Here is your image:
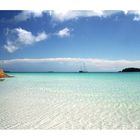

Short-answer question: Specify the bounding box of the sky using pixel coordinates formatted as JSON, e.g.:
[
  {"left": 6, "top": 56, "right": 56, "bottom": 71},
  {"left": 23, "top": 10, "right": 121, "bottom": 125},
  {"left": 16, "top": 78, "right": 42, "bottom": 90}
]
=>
[{"left": 0, "top": 10, "right": 140, "bottom": 72}]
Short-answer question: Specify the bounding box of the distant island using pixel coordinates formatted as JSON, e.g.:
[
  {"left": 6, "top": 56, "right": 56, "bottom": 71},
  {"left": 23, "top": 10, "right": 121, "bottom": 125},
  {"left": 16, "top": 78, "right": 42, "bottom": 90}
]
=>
[{"left": 120, "top": 67, "right": 140, "bottom": 72}]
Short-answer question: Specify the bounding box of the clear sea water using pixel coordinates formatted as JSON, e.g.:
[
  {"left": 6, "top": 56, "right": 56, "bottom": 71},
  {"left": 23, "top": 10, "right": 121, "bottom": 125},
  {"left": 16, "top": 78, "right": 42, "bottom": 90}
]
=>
[{"left": 0, "top": 72, "right": 140, "bottom": 129}]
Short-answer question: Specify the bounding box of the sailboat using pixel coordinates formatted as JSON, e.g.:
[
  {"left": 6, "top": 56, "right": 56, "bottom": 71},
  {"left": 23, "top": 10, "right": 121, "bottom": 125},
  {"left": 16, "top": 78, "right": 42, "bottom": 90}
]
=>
[{"left": 78, "top": 63, "right": 88, "bottom": 73}]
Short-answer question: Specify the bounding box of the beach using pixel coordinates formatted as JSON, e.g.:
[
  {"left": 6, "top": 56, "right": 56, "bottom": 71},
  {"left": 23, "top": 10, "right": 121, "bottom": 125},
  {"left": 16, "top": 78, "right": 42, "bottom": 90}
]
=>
[{"left": 0, "top": 72, "right": 140, "bottom": 129}]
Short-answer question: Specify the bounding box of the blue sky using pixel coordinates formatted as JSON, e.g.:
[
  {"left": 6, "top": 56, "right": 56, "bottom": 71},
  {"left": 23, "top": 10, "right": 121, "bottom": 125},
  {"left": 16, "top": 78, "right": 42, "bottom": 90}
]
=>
[{"left": 0, "top": 10, "right": 140, "bottom": 72}]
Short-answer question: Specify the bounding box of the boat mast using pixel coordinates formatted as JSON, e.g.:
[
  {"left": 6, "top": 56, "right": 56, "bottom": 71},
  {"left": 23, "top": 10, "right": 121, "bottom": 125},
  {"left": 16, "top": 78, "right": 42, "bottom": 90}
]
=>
[{"left": 83, "top": 62, "right": 86, "bottom": 71}]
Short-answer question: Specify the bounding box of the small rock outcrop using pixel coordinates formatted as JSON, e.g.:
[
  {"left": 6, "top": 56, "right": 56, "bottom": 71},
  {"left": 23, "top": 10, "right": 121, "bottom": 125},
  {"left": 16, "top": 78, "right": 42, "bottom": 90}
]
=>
[
  {"left": 0, "top": 69, "right": 13, "bottom": 78},
  {"left": 121, "top": 67, "right": 140, "bottom": 72}
]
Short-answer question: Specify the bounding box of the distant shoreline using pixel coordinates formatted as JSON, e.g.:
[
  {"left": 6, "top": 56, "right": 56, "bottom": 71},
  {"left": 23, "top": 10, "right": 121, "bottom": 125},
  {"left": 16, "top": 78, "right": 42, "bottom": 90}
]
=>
[
  {"left": 4, "top": 67, "right": 140, "bottom": 73},
  {"left": 6, "top": 71, "right": 140, "bottom": 73}
]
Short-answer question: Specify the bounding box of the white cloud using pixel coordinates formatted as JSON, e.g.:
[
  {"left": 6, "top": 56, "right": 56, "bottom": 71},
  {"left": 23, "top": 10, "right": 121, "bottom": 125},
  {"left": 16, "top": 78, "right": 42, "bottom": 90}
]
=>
[
  {"left": 1, "top": 58, "right": 140, "bottom": 72},
  {"left": 4, "top": 42, "right": 18, "bottom": 53},
  {"left": 14, "top": 10, "right": 45, "bottom": 22},
  {"left": 13, "top": 10, "right": 140, "bottom": 22},
  {"left": 126, "top": 10, "right": 140, "bottom": 21},
  {"left": 4, "top": 28, "right": 48, "bottom": 53},
  {"left": 49, "top": 10, "right": 121, "bottom": 22},
  {"left": 56, "top": 28, "right": 71, "bottom": 38},
  {"left": 13, "top": 10, "right": 121, "bottom": 22},
  {"left": 15, "top": 28, "right": 35, "bottom": 44},
  {"left": 35, "top": 32, "right": 48, "bottom": 42}
]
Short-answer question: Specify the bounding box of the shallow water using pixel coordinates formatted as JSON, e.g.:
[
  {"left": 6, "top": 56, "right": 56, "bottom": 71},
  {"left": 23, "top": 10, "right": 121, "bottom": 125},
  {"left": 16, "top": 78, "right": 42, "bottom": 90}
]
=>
[{"left": 0, "top": 72, "right": 140, "bottom": 129}]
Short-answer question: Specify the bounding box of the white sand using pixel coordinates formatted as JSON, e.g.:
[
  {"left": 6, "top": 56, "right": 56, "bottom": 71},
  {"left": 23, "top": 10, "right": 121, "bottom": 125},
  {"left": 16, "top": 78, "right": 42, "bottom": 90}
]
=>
[{"left": 0, "top": 91, "right": 140, "bottom": 129}]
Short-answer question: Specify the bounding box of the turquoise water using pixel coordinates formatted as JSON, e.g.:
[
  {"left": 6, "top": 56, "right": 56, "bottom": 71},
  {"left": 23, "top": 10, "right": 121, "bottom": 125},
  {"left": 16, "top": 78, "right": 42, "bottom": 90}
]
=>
[{"left": 0, "top": 72, "right": 140, "bottom": 129}]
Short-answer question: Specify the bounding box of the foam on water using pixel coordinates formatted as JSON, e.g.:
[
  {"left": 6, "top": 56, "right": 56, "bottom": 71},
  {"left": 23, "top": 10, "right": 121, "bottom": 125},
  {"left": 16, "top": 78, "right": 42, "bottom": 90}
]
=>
[{"left": 0, "top": 72, "right": 140, "bottom": 129}]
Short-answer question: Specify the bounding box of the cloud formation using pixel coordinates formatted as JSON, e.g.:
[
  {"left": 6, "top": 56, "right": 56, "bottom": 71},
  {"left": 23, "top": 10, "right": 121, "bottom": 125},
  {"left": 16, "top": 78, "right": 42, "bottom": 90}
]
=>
[
  {"left": 1, "top": 58, "right": 140, "bottom": 72},
  {"left": 126, "top": 10, "right": 140, "bottom": 21},
  {"left": 14, "top": 10, "right": 121, "bottom": 22},
  {"left": 13, "top": 10, "right": 140, "bottom": 22},
  {"left": 49, "top": 10, "right": 140, "bottom": 22},
  {"left": 49, "top": 10, "right": 121, "bottom": 21},
  {"left": 56, "top": 28, "right": 71, "bottom": 38},
  {"left": 4, "top": 28, "right": 48, "bottom": 53},
  {"left": 14, "top": 10, "right": 45, "bottom": 22}
]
